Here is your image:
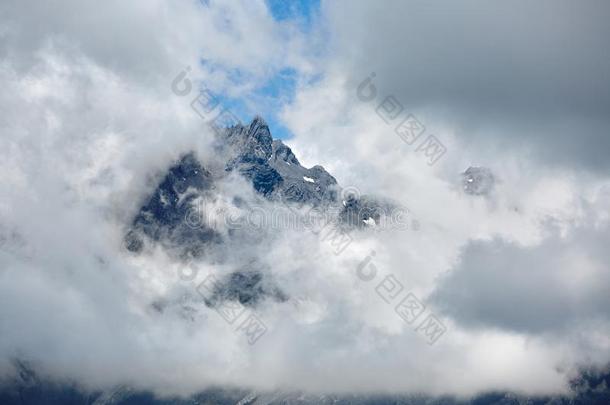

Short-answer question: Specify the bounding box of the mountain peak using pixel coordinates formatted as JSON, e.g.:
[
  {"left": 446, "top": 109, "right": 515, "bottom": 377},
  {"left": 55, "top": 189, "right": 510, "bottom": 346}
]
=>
[
  {"left": 127, "top": 116, "right": 347, "bottom": 254},
  {"left": 250, "top": 115, "right": 267, "bottom": 127}
]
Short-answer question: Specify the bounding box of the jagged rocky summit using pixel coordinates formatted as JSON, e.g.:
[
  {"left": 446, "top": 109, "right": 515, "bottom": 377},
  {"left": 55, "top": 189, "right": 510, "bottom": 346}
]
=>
[
  {"left": 125, "top": 116, "right": 392, "bottom": 257},
  {"left": 219, "top": 116, "right": 340, "bottom": 204},
  {"left": 124, "top": 116, "right": 399, "bottom": 313}
]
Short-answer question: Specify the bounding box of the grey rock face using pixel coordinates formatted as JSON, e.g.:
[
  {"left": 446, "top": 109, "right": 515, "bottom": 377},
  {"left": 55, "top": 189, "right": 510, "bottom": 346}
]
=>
[
  {"left": 222, "top": 117, "right": 283, "bottom": 196},
  {"left": 126, "top": 152, "right": 220, "bottom": 258},
  {"left": 218, "top": 116, "right": 339, "bottom": 205},
  {"left": 338, "top": 194, "right": 398, "bottom": 229},
  {"left": 269, "top": 141, "right": 339, "bottom": 207},
  {"left": 204, "top": 267, "right": 288, "bottom": 308},
  {"left": 462, "top": 166, "right": 495, "bottom": 195}
]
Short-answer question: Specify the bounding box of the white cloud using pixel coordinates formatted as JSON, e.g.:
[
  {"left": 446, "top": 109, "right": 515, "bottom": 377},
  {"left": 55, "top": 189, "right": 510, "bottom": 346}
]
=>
[{"left": 0, "top": 0, "right": 609, "bottom": 399}]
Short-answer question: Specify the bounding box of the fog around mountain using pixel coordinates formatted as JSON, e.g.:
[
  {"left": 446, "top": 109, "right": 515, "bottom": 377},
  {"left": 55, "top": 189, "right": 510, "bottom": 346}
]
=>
[{"left": 1, "top": 1, "right": 609, "bottom": 403}]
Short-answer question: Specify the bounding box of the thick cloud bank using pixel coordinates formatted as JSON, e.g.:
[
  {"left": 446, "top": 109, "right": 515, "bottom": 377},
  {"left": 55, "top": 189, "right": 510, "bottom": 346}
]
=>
[{"left": 0, "top": 0, "right": 609, "bottom": 399}]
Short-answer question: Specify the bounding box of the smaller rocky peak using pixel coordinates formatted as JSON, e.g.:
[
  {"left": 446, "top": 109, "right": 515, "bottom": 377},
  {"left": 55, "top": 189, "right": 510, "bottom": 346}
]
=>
[{"left": 462, "top": 166, "right": 495, "bottom": 196}]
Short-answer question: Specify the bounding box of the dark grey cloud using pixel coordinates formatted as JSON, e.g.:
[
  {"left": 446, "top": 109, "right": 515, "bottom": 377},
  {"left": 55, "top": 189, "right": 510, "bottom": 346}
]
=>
[
  {"left": 325, "top": 0, "right": 610, "bottom": 171},
  {"left": 431, "top": 223, "right": 610, "bottom": 334}
]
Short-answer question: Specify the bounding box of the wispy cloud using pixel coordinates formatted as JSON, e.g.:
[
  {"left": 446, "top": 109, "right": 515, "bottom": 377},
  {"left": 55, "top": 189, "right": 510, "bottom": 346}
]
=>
[{"left": 0, "top": 0, "right": 609, "bottom": 399}]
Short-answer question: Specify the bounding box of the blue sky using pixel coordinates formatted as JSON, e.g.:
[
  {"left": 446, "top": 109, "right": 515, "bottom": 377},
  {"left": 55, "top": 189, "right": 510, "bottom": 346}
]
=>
[
  {"left": 266, "top": 0, "right": 320, "bottom": 25},
  {"left": 207, "top": 66, "right": 299, "bottom": 140},
  {"left": 200, "top": 0, "right": 320, "bottom": 140}
]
